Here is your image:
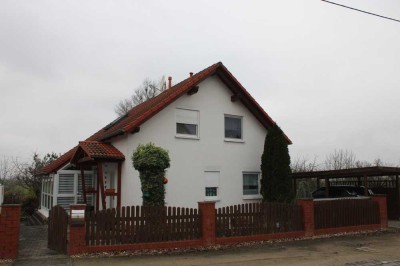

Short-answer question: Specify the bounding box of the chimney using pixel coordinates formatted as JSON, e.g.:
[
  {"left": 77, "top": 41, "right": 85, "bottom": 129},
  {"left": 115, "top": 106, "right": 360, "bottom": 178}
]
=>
[
  {"left": 168, "top": 76, "right": 172, "bottom": 89},
  {"left": 189, "top": 72, "right": 193, "bottom": 77}
]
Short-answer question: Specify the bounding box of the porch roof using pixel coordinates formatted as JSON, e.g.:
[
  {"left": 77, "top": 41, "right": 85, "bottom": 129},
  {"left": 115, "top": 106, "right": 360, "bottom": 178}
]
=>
[{"left": 70, "top": 141, "right": 125, "bottom": 164}]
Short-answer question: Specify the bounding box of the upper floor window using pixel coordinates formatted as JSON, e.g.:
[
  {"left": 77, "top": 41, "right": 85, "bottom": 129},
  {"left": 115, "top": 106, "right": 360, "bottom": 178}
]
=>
[
  {"left": 176, "top": 108, "right": 199, "bottom": 138},
  {"left": 225, "top": 115, "right": 242, "bottom": 140}
]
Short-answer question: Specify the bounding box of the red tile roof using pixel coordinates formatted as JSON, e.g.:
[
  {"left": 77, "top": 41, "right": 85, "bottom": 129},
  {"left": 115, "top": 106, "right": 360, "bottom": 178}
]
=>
[
  {"left": 87, "top": 62, "right": 223, "bottom": 142},
  {"left": 71, "top": 141, "right": 125, "bottom": 162},
  {"left": 39, "top": 62, "right": 291, "bottom": 175},
  {"left": 38, "top": 147, "right": 77, "bottom": 175}
]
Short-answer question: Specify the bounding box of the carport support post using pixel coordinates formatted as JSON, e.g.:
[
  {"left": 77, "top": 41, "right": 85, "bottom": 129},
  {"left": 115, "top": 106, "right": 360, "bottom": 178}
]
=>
[
  {"left": 68, "top": 204, "right": 87, "bottom": 256},
  {"left": 198, "top": 201, "right": 216, "bottom": 246},
  {"left": 325, "top": 178, "right": 330, "bottom": 197},
  {"left": 297, "top": 199, "right": 315, "bottom": 237},
  {"left": 363, "top": 175, "right": 368, "bottom": 196},
  {"left": 371, "top": 195, "right": 388, "bottom": 229}
]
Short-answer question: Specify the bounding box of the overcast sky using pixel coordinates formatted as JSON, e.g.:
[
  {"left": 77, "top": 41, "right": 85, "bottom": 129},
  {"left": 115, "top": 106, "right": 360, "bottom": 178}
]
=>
[{"left": 1, "top": 0, "right": 400, "bottom": 167}]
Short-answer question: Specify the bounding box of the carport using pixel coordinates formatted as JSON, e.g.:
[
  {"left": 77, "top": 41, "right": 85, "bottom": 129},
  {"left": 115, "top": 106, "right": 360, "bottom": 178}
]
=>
[{"left": 292, "top": 166, "right": 400, "bottom": 219}]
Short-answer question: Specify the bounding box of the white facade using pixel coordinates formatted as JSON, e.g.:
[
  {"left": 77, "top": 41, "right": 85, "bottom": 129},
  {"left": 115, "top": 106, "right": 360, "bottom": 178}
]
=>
[
  {"left": 40, "top": 75, "right": 270, "bottom": 215},
  {"left": 112, "top": 76, "right": 267, "bottom": 208}
]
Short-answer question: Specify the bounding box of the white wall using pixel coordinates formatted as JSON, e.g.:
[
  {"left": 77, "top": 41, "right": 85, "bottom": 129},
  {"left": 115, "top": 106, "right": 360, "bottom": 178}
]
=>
[
  {"left": 0, "top": 185, "right": 4, "bottom": 206},
  {"left": 112, "top": 76, "right": 268, "bottom": 208}
]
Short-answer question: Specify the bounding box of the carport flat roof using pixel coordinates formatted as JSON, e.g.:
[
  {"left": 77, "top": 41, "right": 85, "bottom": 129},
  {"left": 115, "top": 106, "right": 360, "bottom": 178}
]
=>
[{"left": 292, "top": 166, "right": 400, "bottom": 179}]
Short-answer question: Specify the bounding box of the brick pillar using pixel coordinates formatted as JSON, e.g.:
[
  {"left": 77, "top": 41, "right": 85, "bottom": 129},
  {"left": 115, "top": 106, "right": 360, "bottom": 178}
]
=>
[
  {"left": 68, "top": 204, "right": 86, "bottom": 255},
  {"left": 297, "top": 199, "right": 315, "bottom": 237},
  {"left": 0, "top": 204, "right": 21, "bottom": 259},
  {"left": 371, "top": 195, "right": 388, "bottom": 229},
  {"left": 198, "top": 201, "right": 216, "bottom": 246}
]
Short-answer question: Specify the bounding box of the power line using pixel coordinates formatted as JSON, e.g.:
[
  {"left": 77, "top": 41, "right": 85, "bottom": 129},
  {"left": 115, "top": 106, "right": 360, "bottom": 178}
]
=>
[{"left": 321, "top": 0, "right": 400, "bottom": 23}]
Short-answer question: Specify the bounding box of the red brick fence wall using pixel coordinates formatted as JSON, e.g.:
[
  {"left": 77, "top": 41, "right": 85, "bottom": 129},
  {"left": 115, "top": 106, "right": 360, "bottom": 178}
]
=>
[
  {"left": 66, "top": 195, "right": 387, "bottom": 255},
  {"left": 0, "top": 205, "right": 21, "bottom": 259}
]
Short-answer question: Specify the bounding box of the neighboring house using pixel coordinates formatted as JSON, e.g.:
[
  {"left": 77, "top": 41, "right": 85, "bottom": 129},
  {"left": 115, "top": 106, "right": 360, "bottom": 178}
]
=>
[{"left": 38, "top": 62, "right": 291, "bottom": 217}]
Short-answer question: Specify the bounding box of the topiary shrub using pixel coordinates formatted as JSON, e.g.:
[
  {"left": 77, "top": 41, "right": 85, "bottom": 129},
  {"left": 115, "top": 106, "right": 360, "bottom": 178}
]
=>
[{"left": 132, "top": 143, "right": 170, "bottom": 206}]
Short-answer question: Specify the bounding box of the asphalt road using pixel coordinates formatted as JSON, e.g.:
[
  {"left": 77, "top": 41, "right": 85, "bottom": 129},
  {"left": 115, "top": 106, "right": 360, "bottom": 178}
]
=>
[{"left": 73, "top": 230, "right": 400, "bottom": 266}]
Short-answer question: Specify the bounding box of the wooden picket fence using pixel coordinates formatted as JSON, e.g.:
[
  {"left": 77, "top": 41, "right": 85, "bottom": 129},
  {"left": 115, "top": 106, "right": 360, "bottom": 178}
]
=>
[
  {"left": 314, "top": 198, "right": 380, "bottom": 229},
  {"left": 216, "top": 202, "right": 304, "bottom": 237},
  {"left": 85, "top": 206, "right": 201, "bottom": 246}
]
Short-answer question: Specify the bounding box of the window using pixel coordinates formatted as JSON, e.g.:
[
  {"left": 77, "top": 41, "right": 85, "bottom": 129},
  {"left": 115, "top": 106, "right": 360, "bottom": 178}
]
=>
[
  {"left": 243, "top": 172, "right": 260, "bottom": 196},
  {"left": 225, "top": 115, "right": 242, "bottom": 140},
  {"left": 176, "top": 108, "right": 199, "bottom": 138},
  {"left": 205, "top": 187, "right": 218, "bottom": 197},
  {"left": 41, "top": 177, "right": 54, "bottom": 210},
  {"left": 177, "top": 123, "right": 197, "bottom": 135},
  {"left": 58, "top": 174, "right": 74, "bottom": 194},
  {"left": 204, "top": 171, "right": 220, "bottom": 200}
]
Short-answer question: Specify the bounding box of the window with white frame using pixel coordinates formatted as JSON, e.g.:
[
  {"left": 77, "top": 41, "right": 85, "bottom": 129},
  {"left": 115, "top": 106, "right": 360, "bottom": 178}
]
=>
[
  {"left": 176, "top": 108, "right": 199, "bottom": 138},
  {"left": 57, "top": 173, "right": 76, "bottom": 209},
  {"left": 204, "top": 171, "right": 220, "bottom": 200},
  {"left": 243, "top": 172, "right": 260, "bottom": 196},
  {"left": 225, "top": 115, "right": 243, "bottom": 140},
  {"left": 41, "top": 177, "right": 54, "bottom": 210}
]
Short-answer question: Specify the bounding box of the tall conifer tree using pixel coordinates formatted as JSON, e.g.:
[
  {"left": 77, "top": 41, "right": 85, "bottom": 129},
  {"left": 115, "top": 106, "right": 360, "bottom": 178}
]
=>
[{"left": 260, "top": 124, "right": 293, "bottom": 202}]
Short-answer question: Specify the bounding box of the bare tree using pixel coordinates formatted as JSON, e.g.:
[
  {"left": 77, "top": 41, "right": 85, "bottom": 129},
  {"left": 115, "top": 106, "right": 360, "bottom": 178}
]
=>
[
  {"left": 115, "top": 76, "right": 167, "bottom": 116},
  {"left": 291, "top": 156, "right": 319, "bottom": 173},
  {"left": 13, "top": 152, "right": 59, "bottom": 199},
  {"left": 324, "top": 149, "right": 357, "bottom": 170},
  {"left": 0, "top": 156, "right": 14, "bottom": 184},
  {"left": 292, "top": 157, "right": 319, "bottom": 199}
]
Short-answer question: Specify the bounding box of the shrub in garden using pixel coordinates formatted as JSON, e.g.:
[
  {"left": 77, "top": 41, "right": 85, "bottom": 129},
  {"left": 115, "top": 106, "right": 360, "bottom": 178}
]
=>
[
  {"left": 22, "top": 195, "right": 39, "bottom": 216},
  {"left": 132, "top": 143, "right": 170, "bottom": 206}
]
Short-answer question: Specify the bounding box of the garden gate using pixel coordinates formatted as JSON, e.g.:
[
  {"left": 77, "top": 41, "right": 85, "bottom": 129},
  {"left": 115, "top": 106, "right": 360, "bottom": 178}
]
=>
[{"left": 48, "top": 205, "right": 68, "bottom": 254}]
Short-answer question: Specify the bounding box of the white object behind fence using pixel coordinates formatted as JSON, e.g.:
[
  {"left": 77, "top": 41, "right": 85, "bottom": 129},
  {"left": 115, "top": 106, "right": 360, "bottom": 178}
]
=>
[{"left": 0, "top": 185, "right": 4, "bottom": 205}]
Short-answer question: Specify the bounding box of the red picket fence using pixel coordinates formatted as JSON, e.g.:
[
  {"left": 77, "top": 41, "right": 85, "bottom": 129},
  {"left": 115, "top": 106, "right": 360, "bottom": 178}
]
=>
[
  {"left": 216, "top": 202, "right": 304, "bottom": 237},
  {"left": 85, "top": 205, "right": 201, "bottom": 246},
  {"left": 314, "top": 198, "right": 380, "bottom": 229},
  {"left": 64, "top": 195, "right": 387, "bottom": 255}
]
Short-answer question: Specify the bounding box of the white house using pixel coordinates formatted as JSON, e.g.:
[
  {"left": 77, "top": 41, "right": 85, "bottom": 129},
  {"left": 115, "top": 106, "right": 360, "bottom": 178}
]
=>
[{"left": 38, "top": 62, "right": 291, "bottom": 217}]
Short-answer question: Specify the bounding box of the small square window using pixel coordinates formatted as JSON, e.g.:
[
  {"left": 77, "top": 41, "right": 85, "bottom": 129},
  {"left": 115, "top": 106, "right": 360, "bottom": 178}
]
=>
[
  {"left": 204, "top": 171, "right": 219, "bottom": 199},
  {"left": 225, "top": 115, "right": 242, "bottom": 139},
  {"left": 205, "top": 187, "right": 218, "bottom": 197},
  {"left": 243, "top": 173, "right": 259, "bottom": 195}
]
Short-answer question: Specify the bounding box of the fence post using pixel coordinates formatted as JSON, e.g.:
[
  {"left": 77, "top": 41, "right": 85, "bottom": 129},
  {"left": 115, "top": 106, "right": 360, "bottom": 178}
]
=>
[
  {"left": 198, "top": 201, "right": 216, "bottom": 246},
  {"left": 0, "top": 204, "right": 21, "bottom": 259},
  {"left": 371, "top": 195, "right": 388, "bottom": 229},
  {"left": 68, "top": 204, "right": 86, "bottom": 255},
  {"left": 297, "top": 199, "right": 315, "bottom": 237}
]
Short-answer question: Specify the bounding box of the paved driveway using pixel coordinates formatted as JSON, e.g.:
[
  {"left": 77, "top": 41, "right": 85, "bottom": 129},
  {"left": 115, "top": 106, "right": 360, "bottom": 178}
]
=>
[{"left": 11, "top": 224, "right": 71, "bottom": 266}]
